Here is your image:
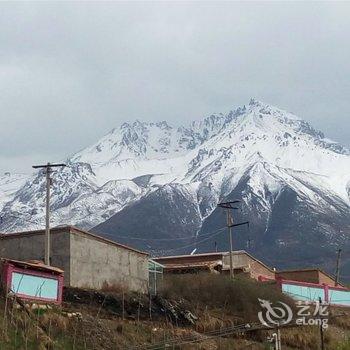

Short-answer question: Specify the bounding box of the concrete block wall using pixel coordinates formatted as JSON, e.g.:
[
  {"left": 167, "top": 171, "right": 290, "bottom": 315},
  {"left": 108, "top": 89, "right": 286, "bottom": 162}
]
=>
[
  {"left": 223, "top": 252, "right": 275, "bottom": 280},
  {"left": 318, "top": 271, "right": 337, "bottom": 286},
  {"left": 276, "top": 270, "right": 336, "bottom": 287},
  {"left": 0, "top": 227, "right": 149, "bottom": 293},
  {"left": 248, "top": 259, "right": 275, "bottom": 280},
  {"left": 69, "top": 230, "right": 149, "bottom": 293},
  {"left": 276, "top": 270, "right": 320, "bottom": 284},
  {"left": 0, "top": 230, "right": 71, "bottom": 285}
]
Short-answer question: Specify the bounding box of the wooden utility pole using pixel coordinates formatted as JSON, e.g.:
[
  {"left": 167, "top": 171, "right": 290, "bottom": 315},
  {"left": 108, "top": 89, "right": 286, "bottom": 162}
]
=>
[
  {"left": 226, "top": 208, "right": 234, "bottom": 279},
  {"left": 32, "top": 162, "right": 66, "bottom": 266},
  {"left": 335, "top": 248, "right": 342, "bottom": 286},
  {"left": 217, "top": 201, "right": 249, "bottom": 279}
]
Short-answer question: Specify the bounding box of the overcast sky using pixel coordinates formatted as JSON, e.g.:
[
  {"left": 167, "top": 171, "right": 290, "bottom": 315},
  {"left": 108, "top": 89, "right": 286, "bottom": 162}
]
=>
[{"left": 0, "top": 1, "right": 349, "bottom": 174}]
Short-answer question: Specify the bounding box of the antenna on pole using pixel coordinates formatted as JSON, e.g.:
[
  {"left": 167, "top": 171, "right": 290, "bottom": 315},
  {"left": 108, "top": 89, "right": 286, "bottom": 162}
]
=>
[
  {"left": 32, "top": 162, "right": 66, "bottom": 266},
  {"left": 217, "top": 200, "right": 249, "bottom": 279},
  {"left": 335, "top": 248, "right": 342, "bottom": 286}
]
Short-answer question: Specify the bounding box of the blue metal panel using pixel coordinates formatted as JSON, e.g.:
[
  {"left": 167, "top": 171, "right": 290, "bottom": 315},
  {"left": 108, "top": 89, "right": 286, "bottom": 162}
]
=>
[
  {"left": 282, "top": 283, "right": 325, "bottom": 302},
  {"left": 12, "top": 272, "right": 58, "bottom": 300},
  {"left": 328, "top": 289, "right": 350, "bottom": 306}
]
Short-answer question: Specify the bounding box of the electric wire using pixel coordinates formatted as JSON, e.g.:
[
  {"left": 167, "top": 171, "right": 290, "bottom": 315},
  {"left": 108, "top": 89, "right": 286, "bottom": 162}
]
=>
[
  {"left": 159, "top": 227, "right": 227, "bottom": 253},
  {"left": 130, "top": 318, "right": 306, "bottom": 350},
  {"left": 101, "top": 226, "right": 227, "bottom": 242},
  {"left": 131, "top": 322, "right": 261, "bottom": 350}
]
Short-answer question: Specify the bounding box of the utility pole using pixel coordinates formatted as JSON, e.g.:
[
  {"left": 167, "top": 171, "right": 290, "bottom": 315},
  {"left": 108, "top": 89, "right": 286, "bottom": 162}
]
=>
[
  {"left": 217, "top": 201, "right": 249, "bottom": 279},
  {"left": 277, "top": 327, "right": 282, "bottom": 350},
  {"left": 270, "top": 329, "right": 281, "bottom": 350},
  {"left": 227, "top": 208, "right": 234, "bottom": 278},
  {"left": 319, "top": 297, "right": 325, "bottom": 350},
  {"left": 247, "top": 237, "right": 252, "bottom": 250},
  {"left": 335, "top": 248, "right": 342, "bottom": 286},
  {"left": 32, "top": 162, "right": 66, "bottom": 265}
]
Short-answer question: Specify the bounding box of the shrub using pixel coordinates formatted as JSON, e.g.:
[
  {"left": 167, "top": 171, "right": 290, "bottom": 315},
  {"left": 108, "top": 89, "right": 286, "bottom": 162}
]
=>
[{"left": 159, "top": 273, "right": 294, "bottom": 322}]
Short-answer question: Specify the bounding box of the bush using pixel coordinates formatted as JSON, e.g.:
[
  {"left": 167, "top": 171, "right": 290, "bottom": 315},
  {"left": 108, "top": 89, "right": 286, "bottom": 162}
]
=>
[{"left": 159, "top": 273, "right": 294, "bottom": 322}]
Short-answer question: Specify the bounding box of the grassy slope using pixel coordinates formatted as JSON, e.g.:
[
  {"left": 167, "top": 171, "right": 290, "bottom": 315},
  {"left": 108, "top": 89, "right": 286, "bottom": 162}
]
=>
[{"left": 1, "top": 274, "right": 350, "bottom": 349}]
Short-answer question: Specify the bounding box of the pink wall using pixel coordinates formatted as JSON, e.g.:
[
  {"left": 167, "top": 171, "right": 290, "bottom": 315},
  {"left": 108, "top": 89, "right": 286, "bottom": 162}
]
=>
[{"left": 1, "top": 262, "right": 63, "bottom": 305}]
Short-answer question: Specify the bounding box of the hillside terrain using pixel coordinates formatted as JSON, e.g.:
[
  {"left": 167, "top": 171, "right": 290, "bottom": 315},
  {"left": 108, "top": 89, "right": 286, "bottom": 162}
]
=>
[
  {"left": 1, "top": 274, "right": 350, "bottom": 349},
  {"left": 0, "top": 99, "right": 349, "bottom": 275}
]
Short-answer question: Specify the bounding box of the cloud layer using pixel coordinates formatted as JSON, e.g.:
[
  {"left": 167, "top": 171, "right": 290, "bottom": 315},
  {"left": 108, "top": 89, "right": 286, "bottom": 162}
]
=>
[{"left": 0, "top": 2, "right": 349, "bottom": 173}]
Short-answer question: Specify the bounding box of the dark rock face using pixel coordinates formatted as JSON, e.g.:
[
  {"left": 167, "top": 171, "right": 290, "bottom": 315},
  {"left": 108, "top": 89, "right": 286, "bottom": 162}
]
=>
[
  {"left": 95, "top": 168, "right": 350, "bottom": 280},
  {"left": 94, "top": 184, "right": 202, "bottom": 254}
]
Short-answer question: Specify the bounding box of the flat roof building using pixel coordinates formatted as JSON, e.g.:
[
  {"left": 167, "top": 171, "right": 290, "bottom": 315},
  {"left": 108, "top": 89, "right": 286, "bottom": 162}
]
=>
[
  {"left": 276, "top": 268, "right": 339, "bottom": 287},
  {"left": 153, "top": 251, "right": 275, "bottom": 281},
  {"left": 0, "top": 226, "right": 149, "bottom": 293}
]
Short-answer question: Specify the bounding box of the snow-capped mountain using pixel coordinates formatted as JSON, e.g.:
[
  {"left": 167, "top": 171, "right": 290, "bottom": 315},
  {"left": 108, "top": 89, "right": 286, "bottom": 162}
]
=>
[
  {"left": 1, "top": 99, "right": 349, "bottom": 274},
  {"left": 0, "top": 172, "right": 28, "bottom": 212}
]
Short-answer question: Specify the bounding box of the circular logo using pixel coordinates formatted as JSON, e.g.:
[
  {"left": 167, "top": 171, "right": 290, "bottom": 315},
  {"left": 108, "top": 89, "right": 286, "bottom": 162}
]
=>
[{"left": 258, "top": 298, "right": 293, "bottom": 327}]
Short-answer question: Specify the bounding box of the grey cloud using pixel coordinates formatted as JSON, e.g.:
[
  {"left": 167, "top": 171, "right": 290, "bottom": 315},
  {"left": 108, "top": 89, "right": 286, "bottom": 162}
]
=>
[{"left": 0, "top": 1, "right": 349, "bottom": 173}]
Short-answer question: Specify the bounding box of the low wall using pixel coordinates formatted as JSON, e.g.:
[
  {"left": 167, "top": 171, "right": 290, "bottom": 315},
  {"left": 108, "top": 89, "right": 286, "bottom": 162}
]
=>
[
  {"left": 0, "top": 230, "right": 71, "bottom": 285},
  {"left": 69, "top": 230, "right": 149, "bottom": 293},
  {"left": 279, "top": 279, "right": 350, "bottom": 307}
]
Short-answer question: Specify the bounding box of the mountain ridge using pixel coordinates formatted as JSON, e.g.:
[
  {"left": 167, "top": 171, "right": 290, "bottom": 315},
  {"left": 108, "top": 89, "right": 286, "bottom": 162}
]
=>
[{"left": 0, "top": 99, "right": 349, "bottom": 275}]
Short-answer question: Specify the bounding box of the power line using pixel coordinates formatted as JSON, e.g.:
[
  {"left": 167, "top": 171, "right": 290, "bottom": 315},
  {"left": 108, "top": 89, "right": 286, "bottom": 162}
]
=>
[
  {"left": 101, "top": 227, "right": 227, "bottom": 242},
  {"left": 160, "top": 227, "right": 227, "bottom": 253},
  {"left": 263, "top": 255, "right": 327, "bottom": 265},
  {"left": 131, "top": 322, "right": 260, "bottom": 350},
  {"left": 131, "top": 317, "right": 312, "bottom": 350}
]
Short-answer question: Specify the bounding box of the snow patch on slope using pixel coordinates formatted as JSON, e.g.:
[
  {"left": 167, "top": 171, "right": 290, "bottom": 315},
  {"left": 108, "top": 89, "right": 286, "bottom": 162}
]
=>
[{"left": 0, "top": 99, "right": 349, "bottom": 233}]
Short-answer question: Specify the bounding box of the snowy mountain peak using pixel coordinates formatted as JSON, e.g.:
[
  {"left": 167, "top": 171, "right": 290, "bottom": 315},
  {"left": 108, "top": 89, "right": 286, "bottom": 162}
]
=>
[
  {"left": 1, "top": 100, "right": 349, "bottom": 278},
  {"left": 0, "top": 100, "right": 349, "bottom": 239},
  {"left": 248, "top": 97, "right": 263, "bottom": 106}
]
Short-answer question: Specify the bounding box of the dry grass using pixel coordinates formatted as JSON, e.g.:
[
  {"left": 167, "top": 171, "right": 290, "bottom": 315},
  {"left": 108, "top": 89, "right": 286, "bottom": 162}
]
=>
[
  {"left": 100, "top": 281, "right": 129, "bottom": 294},
  {"left": 1, "top": 277, "right": 350, "bottom": 349},
  {"left": 159, "top": 273, "right": 294, "bottom": 323},
  {"left": 0, "top": 295, "right": 84, "bottom": 350}
]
